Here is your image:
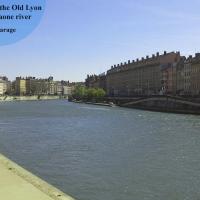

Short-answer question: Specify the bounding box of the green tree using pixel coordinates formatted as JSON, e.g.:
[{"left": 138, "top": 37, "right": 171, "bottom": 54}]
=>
[
  {"left": 95, "top": 88, "right": 106, "bottom": 98},
  {"left": 87, "top": 88, "right": 96, "bottom": 98},
  {"left": 73, "top": 85, "right": 87, "bottom": 98},
  {"left": 72, "top": 85, "right": 106, "bottom": 100},
  {"left": 86, "top": 88, "right": 106, "bottom": 99}
]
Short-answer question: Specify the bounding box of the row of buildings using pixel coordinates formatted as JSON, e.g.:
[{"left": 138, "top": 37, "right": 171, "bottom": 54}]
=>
[
  {"left": 85, "top": 51, "right": 200, "bottom": 97},
  {"left": 0, "top": 76, "right": 77, "bottom": 96}
]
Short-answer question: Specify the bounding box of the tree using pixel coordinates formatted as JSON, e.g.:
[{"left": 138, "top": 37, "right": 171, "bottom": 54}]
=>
[
  {"left": 72, "top": 85, "right": 106, "bottom": 100},
  {"left": 73, "top": 85, "right": 87, "bottom": 98},
  {"left": 95, "top": 88, "right": 106, "bottom": 98}
]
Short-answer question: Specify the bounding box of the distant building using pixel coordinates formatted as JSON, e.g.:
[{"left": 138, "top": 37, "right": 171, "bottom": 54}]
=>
[
  {"left": 47, "top": 76, "right": 56, "bottom": 95},
  {"left": 85, "top": 73, "right": 107, "bottom": 91},
  {"left": 183, "top": 56, "right": 192, "bottom": 95},
  {"left": 26, "top": 77, "right": 36, "bottom": 95},
  {"left": 55, "top": 81, "right": 63, "bottom": 95},
  {"left": 61, "top": 81, "right": 75, "bottom": 96},
  {"left": 176, "top": 57, "right": 186, "bottom": 95},
  {"left": 63, "top": 86, "right": 73, "bottom": 96},
  {"left": 15, "top": 77, "right": 27, "bottom": 96},
  {"left": 0, "top": 80, "right": 7, "bottom": 95},
  {"left": 161, "top": 63, "right": 176, "bottom": 95},
  {"left": 189, "top": 53, "right": 200, "bottom": 95},
  {"left": 150, "top": 55, "right": 188, "bottom": 96},
  {"left": 32, "top": 78, "right": 48, "bottom": 95},
  {"left": 15, "top": 76, "right": 54, "bottom": 96},
  {"left": 0, "top": 76, "right": 80, "bottom": 97},
  {"left": 0, "top": 76, "right": 11, "bottom": 95}
]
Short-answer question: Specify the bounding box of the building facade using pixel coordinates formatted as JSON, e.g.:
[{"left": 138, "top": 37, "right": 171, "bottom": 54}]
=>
[
  {"left": 183, "top": 57, "right": 192, "bottom": 95},
  {"left": 0, "top": 76, "right": 10, "bottom": 95},
  {"left": 15, "top": 77, "right": 27, "bottom": 96},
  {"left": 106, "top": 51, "right": 181, "bottom": 97},
  {"left": 13, "top": 76, "right": 77, "bottom": 96},
  {"left": 0, "top": 80, "right": 7, "bottom": 95},
  {"left": 85, "top": 73, "right": 107, "bottom": 91},
  {"left": 190, "top": 53, "right": 200, "bottom": 95},
  {"left": 85, "top": 51, "right": 200, "bottom": 97}
]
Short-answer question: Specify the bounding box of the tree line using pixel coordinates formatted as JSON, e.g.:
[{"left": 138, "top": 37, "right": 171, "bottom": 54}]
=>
[{"left": 72, "top": 85, "right": 106, "bottom": 100}]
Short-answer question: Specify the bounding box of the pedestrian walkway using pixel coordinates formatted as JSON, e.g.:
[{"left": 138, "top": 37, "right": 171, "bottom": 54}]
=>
[{"left": 0, "top": 154, "right": 75, "bottom": 200}]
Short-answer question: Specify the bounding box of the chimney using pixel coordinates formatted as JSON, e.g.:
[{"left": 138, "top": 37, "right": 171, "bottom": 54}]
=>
[
  {"left": 124, "top": 62, "right": 127, "bottom": 65},
  {"left": 146, "top": 55, "right": 149, "bottom": 59},
  {"left": 136, "top": 58, "right": 139, "bottom": 62},
  {"left": 121, "top": 63, "right": 123, "bottom": 66},
  {"left": 195, "top": 53, "right": 200, "bottom": 58},
  {"left": 164, "top": 51, "right": 167, "bottom": 55},
  {"left": 114, "top": 65, "right": 116, "bottom": 68},
  {"left": 152, "top": 54, "right": 155, "bottom": 58},
  {"left": 111, "top": 66, "right": 113, "bottom": 69},
  {"left": 156, "top": 52, "right": 159, "bottom": 57},
  {"left": 142, "top": 57, "right": 144, "bottom": 61},
  {"left": 132, "top": 60, "right": 135, "bottom": 63},
  {"left": 189, "top": 55, "right": 192, "bottom": 61},
  {"left": 128, "top": 60, "right": 130, "bottom": 64}
]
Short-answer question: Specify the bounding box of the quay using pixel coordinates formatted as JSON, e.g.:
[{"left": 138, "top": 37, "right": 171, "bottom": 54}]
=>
[
  {"left": 71, "top": 99, "right": 116, "bottom": 107},
  {"left": 70, "top": 95, "right": 200, "bottom": 114},
  {"left": 107, "top": 95, "right": 200, "bottom": 114},
  {"left": 0, "top": 95, "right": 62, "bottom": 101},
  {"left": 0, "top": 154, "right": 75, "bottom": 200}
]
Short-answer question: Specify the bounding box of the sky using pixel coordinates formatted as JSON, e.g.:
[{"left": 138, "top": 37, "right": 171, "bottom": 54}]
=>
[{"left": 1, "top": 0, "right": 200, "bottom": 81}]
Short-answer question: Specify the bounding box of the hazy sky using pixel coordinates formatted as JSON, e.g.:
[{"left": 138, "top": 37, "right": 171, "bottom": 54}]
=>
[{"left": 1, "top": 0, "right": 200, "bottom": 81}]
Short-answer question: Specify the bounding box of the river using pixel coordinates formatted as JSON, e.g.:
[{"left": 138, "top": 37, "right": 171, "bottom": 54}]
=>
[{"left": 0, "top": 100, "right": 200, "bottom": 200}]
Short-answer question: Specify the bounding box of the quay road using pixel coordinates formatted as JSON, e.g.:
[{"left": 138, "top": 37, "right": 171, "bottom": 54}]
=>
[{"left": 0, "top": 154, "right": 75, "bottom": 200}]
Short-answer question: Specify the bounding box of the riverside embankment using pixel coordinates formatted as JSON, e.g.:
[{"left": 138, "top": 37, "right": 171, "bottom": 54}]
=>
[
  {"left": 0, "top": 154, "right": 75, "bottom": 200},
  {"left": 110, "top": 96, "right": 200, "bottom": 114},
  {"left": 70, "top": 95, "right": 200, "bottom": 114},
  {"left": 71, "top": 99, "right": 115, "bottom": 107},
  {"left": 0, "top": 95, "right": 61, "bottom": 101}
]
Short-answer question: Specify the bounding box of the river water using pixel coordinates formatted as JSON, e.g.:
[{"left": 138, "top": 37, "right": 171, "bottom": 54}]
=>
[{"left": 0, "top": 100, "right": 200, "bottom": 200}]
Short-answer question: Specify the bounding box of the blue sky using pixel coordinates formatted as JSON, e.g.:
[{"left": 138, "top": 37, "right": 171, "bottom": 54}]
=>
[{"left": 1, "top": 0, "right": 200, "bottom": 81}]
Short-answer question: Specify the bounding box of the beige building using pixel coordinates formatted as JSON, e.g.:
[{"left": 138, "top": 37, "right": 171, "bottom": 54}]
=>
[
  {"left": 15, "top": 77, "right": 27, "bottom": 96},
  {"left": 29, "top": 78, "right": 48, "bottom": 95},
  {"left": 0, "top": 76, "right": 11, "bottom": 95},
  {"left": 161, "top": 64, "right": 174, "bottom": 95},
  {"left": 0, "top": 80, "right": 7, "bottom": 95},
  {"left": 176, "top": 58, "right": 185, "bottom": 95},
  {"left": 181, "top": 54, "right": 200, "bottom": 96},
  {"left": 183, "top": 57, "right": 192, "bottom": 95},
  {"left": 63, "top": 86, "right": 74, "bottom": 96},
  {"left": 15, "top": 77, "right": 49, "bottom": 96},
  {"left": 14, "top": 76, "right": 67, "bottom": 96},
  {"left": 190, "top": 53, "right": 200, "bottom": 95},
  {"left": 47, "top": 76, "right": 56, "bottom": 95},
  {"left": 55, "top": 82, "right": 63, "bottom": 95}
]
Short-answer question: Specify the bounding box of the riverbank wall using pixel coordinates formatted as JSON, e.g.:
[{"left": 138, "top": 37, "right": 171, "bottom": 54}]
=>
[
  {"left": 70, "top": 96, "right": 200, "bottom": 114},
  {"left": 107, "top": 96, "right": 200, "bottom": 114},
  {"left": 0, "top": 95, "right": 62, "bottom": 101},
  {"left": 0, "top": 153, "right": 75, "bottom": 200}
]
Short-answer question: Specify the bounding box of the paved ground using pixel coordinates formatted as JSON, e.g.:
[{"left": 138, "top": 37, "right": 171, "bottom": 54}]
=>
[{"left": 0, "top": 154, "right": 75, "bottom": 200}]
